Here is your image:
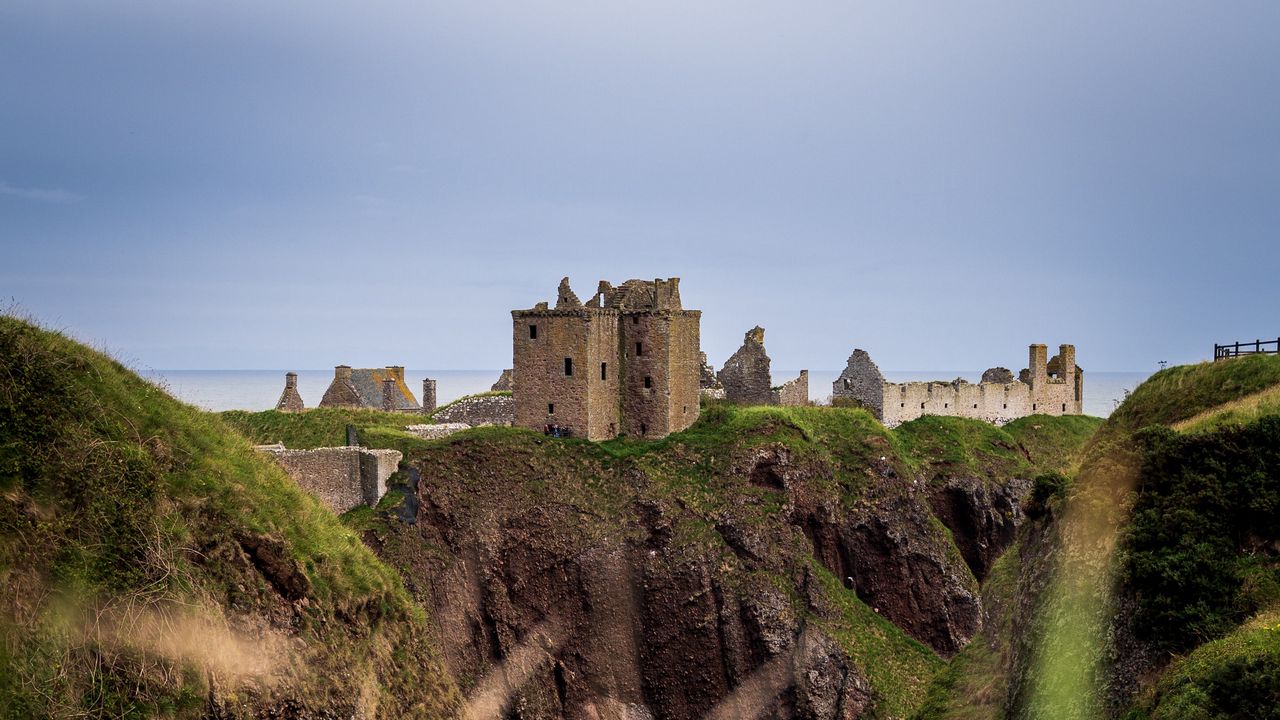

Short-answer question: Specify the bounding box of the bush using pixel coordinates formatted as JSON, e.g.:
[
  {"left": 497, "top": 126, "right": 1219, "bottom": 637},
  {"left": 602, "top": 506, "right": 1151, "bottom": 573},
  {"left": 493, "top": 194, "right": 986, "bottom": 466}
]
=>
[
  {"left": 1025, "top": 471, "right": 1071, "bottom": 518},
  {"left": 1121, "top": 417, "right": 1280, "bottom": 652}
]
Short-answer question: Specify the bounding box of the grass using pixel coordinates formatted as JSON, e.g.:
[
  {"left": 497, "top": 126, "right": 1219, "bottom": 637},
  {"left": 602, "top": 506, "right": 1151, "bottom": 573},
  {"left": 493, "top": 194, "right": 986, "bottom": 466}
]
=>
[
  {"left": 1107, "top": 354, "right": 1280, "bottom": 434},
  {"left": 0, "top": 316, "right": 460, "bottom": 718},
  {"left": 894, "top": 413, "right": 1102, "bottom": 479},
  {"left": 221, "top": 406, "right": 426, "bottom": 452},
  {"left": 1130, "top": 607, "right": 1280, "bottom": 719},
  {"left": 810, "top": 563, "right": 946, "bottom": 719},
  {"left": 1172, "top": 383, "right": 1280, "bottom": 434}
]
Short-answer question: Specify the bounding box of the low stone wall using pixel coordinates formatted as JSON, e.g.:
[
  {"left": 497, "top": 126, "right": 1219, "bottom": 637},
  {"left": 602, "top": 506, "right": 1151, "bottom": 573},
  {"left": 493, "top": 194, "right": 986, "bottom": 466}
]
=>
[
  {"left": 432, "top": 394, "right": 515, "bottom": 426},
  {"left": 404, "top": 423, "right": 471, "bottom": 440},
  {"left": 772, "top": 370, "right": 809, "bottom": 406},
  {"left": 255, "top": 445, "right": 401, "bottom": 514}
]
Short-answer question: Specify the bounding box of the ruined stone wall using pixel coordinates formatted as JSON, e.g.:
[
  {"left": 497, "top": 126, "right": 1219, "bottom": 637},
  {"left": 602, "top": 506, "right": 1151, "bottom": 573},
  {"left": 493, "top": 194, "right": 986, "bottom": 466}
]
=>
[
  {"left": 403, "top": 423, "right": 471, "bottom": 440},
  {"left": 772, "top": 370, "right": 809, "bottom": 407},
  {"left": 868, "top": 343, "right": 1084, "bottom": 427},
  {"left": 880, "top": 381, "right": 1034, "bottom": 427},
  {"left": 433, "top": 394, "right": 516, "bottom": 427},
  {"left": 490, "top": 369, "right": 514, "bottom": 392},
  {"left": 256, "top": 445, "right": 401, "bottom": 515},
  {"left": 833, "top": 350, "right": 886, "bottom": 417},
  {"left": 718, "top": 327, "right": 773, "bottom": 405}
]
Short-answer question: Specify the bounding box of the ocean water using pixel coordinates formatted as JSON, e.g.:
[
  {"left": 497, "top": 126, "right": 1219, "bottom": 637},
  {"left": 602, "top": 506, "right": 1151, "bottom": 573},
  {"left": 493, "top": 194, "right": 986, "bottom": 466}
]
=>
[{"left": 148, "top": 368, "right": 1149, "bottom": 418}]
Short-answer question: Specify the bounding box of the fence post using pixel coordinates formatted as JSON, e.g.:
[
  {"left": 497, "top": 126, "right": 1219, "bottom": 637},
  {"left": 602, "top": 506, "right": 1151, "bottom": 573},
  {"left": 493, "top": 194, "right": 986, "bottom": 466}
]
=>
[{"left": 1258, "top": 339, "right": 1262, "bottom": 354}]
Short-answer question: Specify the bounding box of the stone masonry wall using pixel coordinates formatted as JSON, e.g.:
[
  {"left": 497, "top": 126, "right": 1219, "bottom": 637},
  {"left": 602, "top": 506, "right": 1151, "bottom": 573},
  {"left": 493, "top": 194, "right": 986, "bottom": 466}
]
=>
[
  {"left": 256, "top": 445, "right": 401, "bottom": 515},
  {"left": 275, "top": 372, "right": 305, "bottom": 413},
  {"left": 772, "top": 370, "right": 809, "bottom": 406},
  {"left": 718, "top": 327, "right": 773, "bottom": 405},
  {"left": 842, "top": 344, "right": 1083, "bottom": 427},
  {"left": 832, "top": 349, "right": 886, "bottom": 418},
  {"left": 433, "top": 394, "right": 516, "bottom": 427}
]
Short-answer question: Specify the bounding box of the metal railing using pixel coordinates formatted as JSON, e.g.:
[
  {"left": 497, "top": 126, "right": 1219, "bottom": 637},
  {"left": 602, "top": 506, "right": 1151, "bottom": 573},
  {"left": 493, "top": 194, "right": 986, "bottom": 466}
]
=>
[{"left": 1214, "top": 338, "right": 1280, "bottom": 361}]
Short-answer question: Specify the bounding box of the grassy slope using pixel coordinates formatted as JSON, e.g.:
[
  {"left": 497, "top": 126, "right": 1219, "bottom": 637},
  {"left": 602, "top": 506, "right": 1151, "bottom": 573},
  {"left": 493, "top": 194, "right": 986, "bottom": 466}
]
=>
[
  {"left": 0, "top": 317, "right": 460, "bottom": 718},
  {"left": 1002, "top": 354, "right": 1280, "bottom": 720}
]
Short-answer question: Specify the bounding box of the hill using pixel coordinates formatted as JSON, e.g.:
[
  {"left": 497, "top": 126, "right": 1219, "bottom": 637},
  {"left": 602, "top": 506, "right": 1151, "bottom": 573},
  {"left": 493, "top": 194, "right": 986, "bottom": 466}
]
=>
[{"left": 0, "top": 316, "right": 461, "bottom": 718}]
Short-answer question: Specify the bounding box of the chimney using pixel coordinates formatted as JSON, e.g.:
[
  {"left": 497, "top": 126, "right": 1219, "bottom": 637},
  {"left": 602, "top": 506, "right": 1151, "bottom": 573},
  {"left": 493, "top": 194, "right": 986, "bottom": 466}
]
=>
[
  {"left": 335, "top": 365, "right": 352, "bottom": 382},
  {"left": 422, "top": 378, "right": 437, "bottom": 414},
  {"left": 1028, "top": 345, "right": 1048, "bottom": 389},
  {"left": 285, "top": 371, "right": 297, "bottom": 389},
  {"left": 382, "top": 377, "right": 398, "bottom": 412}
]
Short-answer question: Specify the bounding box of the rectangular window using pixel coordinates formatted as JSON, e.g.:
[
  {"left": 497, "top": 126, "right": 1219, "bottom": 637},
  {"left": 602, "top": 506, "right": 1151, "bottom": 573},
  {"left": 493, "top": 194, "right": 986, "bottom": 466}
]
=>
[
  {"left": 1062, "top": 403, "right": 1067, "bottom": 412},
  {"left": 632, "top": 316, "right": 639, "bottom": 324},
  {"left": 635, "top": 342, "right": 642, "bottom": 356},
  {"left": 601, "top": 362, "right": 607, "bottom": 380},
  {"left": 900, "top": 403, "right": 905, "bottom": 408},
  {"left": 921, "top": 402, "right": 926, "bottom": 409},
  {"left": 644, "top": 376, "right": 652, "bottom": 388},
  {"left": 973, "top": 404, "right": 978, "bottom": 409},
  {"left": 548, "top": 403, "right": 554, "bottom": 415},
  {"left": 1033, "top": 403, "right": 1037, "bottom": 411},
  {"left": 564, "top": 358, "right": 573, "bottom": 376},
  {"left": 1003, "top": 403, "right": 1007, "bottom": 409},
  {"left": 944, "top": 403, "right": 948, "bottom": 408},
  {"left": 529, "top": 324, "right": 537, "bottom": 339}
]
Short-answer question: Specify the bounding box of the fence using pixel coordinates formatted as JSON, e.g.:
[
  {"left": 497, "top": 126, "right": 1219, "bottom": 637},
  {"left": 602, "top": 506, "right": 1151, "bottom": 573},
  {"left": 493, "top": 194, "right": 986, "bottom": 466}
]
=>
[{"left": 1214, "top": 338, "right": 1280, "bottom": 361}]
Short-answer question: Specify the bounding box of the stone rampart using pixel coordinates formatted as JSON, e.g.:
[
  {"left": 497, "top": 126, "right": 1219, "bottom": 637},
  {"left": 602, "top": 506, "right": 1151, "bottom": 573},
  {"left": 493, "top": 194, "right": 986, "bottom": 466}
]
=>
[
  {"left": 432, "top": 394, "right": 515, "bottom": 427},
  {"left": 256, "top": 445, "right": 401, "bottom": 515}
]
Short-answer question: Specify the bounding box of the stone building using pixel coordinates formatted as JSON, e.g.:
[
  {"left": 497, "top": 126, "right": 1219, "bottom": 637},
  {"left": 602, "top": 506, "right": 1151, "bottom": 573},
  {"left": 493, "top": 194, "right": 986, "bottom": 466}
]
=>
[
  {"left": 698, "top": 352, "right": 725, "bottom": 400},
  {"left": 717, "top": 327, "right": 809, "bottom": 406},
  {"left": 833, "top": 344, "right": 1084, "bottom": 427},
  {"left": 511, "top": 277, "right": 701, "bottom": 440},
  {"left": 318, "top": 365, "right": 421, "bottom": 412},
  {"left": 274, "top": 372, "right": 305, "bottom": 413}
]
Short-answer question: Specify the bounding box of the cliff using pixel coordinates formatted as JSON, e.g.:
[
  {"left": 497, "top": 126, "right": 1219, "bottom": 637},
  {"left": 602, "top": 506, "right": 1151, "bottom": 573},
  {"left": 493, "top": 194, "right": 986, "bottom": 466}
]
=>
[
  {"left": 346, "top": 403, "right": 1099, "bottom": 718},
  {"left": 0, "top": 317, "right": 461, "bottom": 718}
]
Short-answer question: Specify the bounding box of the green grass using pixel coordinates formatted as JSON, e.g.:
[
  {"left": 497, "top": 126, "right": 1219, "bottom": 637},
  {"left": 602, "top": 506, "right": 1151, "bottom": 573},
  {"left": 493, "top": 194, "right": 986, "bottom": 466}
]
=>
[
  {"left": 221, "top": 406, "right": 426, "bottom": 451},
  {"left": 1107, "top": 354, "right": 1280, "bottom": 435},
  {"left": 810, "top": 563, "right": 946, "bottom": 718},
  {"left": 1130, "top": 607, "right": 1280, "bottom": 719},
  {"left": 894, "top": 414, "right": 1102, "bottom": 479},
  {"left": 0, "top": 316, "right": 460, "bottom": 718},
  {"left": 1173, "top": 383, "right": 1280, "bottom": 435}
]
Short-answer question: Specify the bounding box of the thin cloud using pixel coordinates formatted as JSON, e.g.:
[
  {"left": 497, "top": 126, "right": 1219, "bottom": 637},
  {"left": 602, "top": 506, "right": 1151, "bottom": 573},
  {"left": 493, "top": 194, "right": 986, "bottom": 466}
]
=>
[{"left": 0, "top": 180, "right": 83, "bottom": 203}]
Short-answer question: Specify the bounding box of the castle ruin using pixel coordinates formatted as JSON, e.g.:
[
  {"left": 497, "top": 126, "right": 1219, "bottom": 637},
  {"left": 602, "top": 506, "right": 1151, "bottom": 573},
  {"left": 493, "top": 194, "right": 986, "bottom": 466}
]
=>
[
  {"left": 512, "top": 277, "right": 701, "bottom": 440},
  {"left": 833, "top": 344, "right": 1083, "bottom": 427},
  {"left": 717, "top": 327, "right": 809, "bottom": 406}
]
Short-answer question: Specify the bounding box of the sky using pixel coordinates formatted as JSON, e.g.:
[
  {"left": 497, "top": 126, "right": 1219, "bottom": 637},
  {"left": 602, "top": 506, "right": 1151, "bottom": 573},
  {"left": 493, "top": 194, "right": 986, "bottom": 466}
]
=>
[{"left": 2, "top": 1, "right": 1278, "bottom": 373}]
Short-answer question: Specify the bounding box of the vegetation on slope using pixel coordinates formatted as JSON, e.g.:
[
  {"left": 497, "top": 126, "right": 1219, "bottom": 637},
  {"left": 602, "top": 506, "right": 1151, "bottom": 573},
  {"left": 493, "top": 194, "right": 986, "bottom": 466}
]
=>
[
  {"left": 0, "top": 317, "right": 459, "bottom": 718},
  {"left": 1013, "top": 354, "right": 1280, "bottom": 719}
]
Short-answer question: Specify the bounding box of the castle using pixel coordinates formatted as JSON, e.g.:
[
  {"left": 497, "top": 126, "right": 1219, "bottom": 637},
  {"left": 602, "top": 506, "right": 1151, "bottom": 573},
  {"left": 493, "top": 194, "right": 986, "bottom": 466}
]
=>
[
  {"left": 833, "top": 344, "right": 1083, "bottom": 427},
  {"left": 511, "top": 277, "right": 701, "bottom": 440}
]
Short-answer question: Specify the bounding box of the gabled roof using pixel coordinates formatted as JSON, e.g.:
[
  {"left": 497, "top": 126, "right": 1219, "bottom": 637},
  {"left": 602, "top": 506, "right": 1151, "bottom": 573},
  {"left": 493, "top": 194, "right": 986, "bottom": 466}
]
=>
[{"left": 319, "top": 367, "right": 419, "bottom": 411}]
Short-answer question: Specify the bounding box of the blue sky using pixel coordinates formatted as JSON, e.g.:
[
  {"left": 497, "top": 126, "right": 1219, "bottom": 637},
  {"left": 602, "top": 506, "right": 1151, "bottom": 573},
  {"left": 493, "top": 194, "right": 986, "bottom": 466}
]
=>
[{"left": 2, "top": 1, "right": 1277, "bottom": 372}]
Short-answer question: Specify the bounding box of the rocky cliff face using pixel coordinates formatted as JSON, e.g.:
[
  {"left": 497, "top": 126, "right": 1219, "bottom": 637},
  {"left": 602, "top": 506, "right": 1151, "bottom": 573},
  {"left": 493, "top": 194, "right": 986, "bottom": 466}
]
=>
[{"left": 360, "top": 408, "right": 1098, "bottom": 719}]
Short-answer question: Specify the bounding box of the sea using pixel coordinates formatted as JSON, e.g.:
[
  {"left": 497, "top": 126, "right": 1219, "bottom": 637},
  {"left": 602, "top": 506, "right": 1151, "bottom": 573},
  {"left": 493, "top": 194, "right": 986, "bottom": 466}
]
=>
[{"left": 145, "top": 368, "right": 1150, "bottom": 419}]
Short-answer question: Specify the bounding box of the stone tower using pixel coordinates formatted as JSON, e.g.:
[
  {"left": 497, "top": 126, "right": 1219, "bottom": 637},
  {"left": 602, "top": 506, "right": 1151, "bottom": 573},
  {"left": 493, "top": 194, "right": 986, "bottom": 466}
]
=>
[{"left": 511, "top": 277, "right": 701, "bottom": 440}]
